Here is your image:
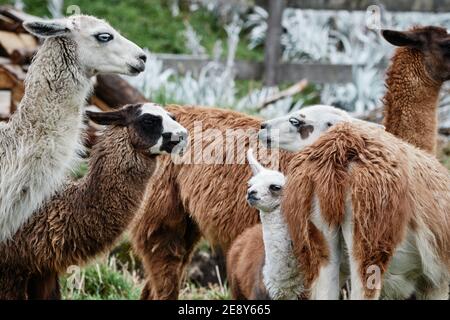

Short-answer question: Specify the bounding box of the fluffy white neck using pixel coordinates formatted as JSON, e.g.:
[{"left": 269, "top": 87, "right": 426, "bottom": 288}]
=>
[{"left": 260, "top": 208, "right": 302, "bottom": 300}]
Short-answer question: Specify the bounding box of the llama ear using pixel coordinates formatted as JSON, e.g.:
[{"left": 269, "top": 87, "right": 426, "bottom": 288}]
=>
[
  {"left": 23, "top": 20, "right": 71, "bottom": 38},
  {"left": 381, "top": 30, "right": 423, "bottom": 48},
  {"left": 247, "top": 149, "right": 264, "bottom": 176},
  {"left": 86, "top": 110, "right": 129, "bottom": 127}
]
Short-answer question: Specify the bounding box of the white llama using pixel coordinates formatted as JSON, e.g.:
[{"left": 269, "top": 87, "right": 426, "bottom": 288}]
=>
[
  {"left": 0, "top": 15, "right": 146, "bottom": 242},
  {"left": 246, "top": 149, "right": 301, "bottom": 300}
]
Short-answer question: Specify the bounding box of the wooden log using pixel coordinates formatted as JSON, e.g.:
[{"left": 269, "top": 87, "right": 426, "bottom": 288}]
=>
[
  {"left": 0, "top": 89, "right": 11, "bottom": 119},
  {"left": 257, "top": 0, "right": 450, "bottom": 12},
  {"left": 257, "top": 79, "right": 309, "bottom": 110},
  {"left": 95, "top": 74, "right": 148, "bottom": 109},
  {"left": 10, "top": 48, "right": 36, "bottom": 65}
]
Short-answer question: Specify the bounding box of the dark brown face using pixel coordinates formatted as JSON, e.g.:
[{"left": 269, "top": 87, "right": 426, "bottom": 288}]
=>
[
  {"left": 86, "top": 103, "right": 188, "bottom": 156},
  {"left": 382, "top": 26, "right": 450, "bottom": 82}
]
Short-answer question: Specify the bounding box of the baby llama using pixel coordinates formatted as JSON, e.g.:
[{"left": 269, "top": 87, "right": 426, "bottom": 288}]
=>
[
  {"left": 0, "top": 15, "right": 146, "bottom": 241},
  {"left": 227, "top": 149, "right": 301, "bottom": 300}
]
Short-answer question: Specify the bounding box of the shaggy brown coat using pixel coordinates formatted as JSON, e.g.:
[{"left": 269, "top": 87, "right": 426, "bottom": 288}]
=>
[
  {"left": 383, "top": 26, "right": 450, "bottom": 154},
  {"left": 226, "top": 224, "right": 270, "bottom": 300},
  {"left": 0, "top": 118, "right": 158, "bottom": 299},
  {"left": 283, "top": 122, "right": 450, "bottom": 298},
  {"left": 132, "top": 105, "right": 294, "bottom": 300}
]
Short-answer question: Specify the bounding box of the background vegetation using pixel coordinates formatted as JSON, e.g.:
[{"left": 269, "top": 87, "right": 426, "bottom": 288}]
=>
[{"left": 1, "top": 0, "right": 449, "bottom": 300}]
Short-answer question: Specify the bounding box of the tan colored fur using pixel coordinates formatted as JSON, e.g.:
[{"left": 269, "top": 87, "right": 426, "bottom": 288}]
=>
[
  {"left": 383, "top": 26, "right": 450, "bottom": 154},
  {"left": 283, "top": 122, "right": 450, "bottom": 298},
  {"left": 226, "top": 225, "right": 270, "bottom": 300}
]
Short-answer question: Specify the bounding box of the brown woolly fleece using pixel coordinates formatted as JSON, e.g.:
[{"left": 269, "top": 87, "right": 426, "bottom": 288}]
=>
[
  {"left": 383, "top": 26, "right": 450, "bottom": 154},
  {"left": 0, "top": 122, "right": 158, "bottom": 299},
  {"left": 282, "top": 122, "right": 450, "bottom": 298},
  {"left": 131, "top": 105, "right": 294, "bottom": 300},
  {"left": 226, "top": 224, "right": 270, "bottom": 300}
]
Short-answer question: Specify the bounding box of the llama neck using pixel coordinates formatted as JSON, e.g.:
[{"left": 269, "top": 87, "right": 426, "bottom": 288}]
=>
[
  {"left": 80, "top": 127, "right": 157, "bottom": 215},
  {"left": 14, "top": 37, "right": 91, "bottom": 129},
  {"left": 46, "top": 127, "right": 158, "bottom": 266},
  {"left": 383, "top": 48, "right": 441, "bottom": 154},
  {"left": 260, "top": 209, "right": 301, "bottom": 299}
]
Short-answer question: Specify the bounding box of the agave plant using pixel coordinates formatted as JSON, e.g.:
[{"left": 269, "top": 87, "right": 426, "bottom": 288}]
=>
[
  {"left": 48, "top": 0, "right": 64, "bottom": 19},
  {"left": 14, "top": 0, "right": 25, "bottom": 11}
]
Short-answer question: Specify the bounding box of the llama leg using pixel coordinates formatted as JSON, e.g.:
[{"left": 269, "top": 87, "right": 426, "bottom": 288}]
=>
[
  {"left": 135, "top": 215, "right": 201, "bottom": 300},
  {"left": 0, "top": 267, "right": 29, "bottom": 300},
  {"left": 27, "top": 272, "right": 61, "bottom": 300},
  {"left": 342, "top": 207, "right": 381, "bottom": 300},
  {"left": 309, "top": 198, "right": 341, "bottom": 300}
]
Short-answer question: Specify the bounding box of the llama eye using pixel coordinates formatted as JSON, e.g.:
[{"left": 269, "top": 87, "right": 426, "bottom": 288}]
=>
[
  {"left": 95, "top": 33, "right": 114, "bottom": 43},
  {"left": 289, "top": 118, "right": 302, "bottom": 127},
  {"left": 327, "top": 122, "right": 333, "bottom": 127},
  {"left": 269, "top": 185, "right": 282, "bottom": 192}
]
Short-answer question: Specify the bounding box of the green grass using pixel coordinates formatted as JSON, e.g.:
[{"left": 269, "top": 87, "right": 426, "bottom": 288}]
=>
[
  {"left": 2, "top": 0, "right": 263, "bottom": 60},
  {"left": 61, "top": 258, "right": 143, "bottom": 300}
]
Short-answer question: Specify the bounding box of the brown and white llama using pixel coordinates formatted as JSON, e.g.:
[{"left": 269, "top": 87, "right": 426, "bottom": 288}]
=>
[
  {"left": 382, "top": 26, "right": 450, "bottom": 154},
  {"left": 259, "top": 116, "right": 450, "bottom": 300},
  {"left": 0, "top": 103, "right": 188, "bottom": 300},
  {"left": 131, "top": 105, "right": 352, "bottom": 299},
  {"left": 0, "top": 15, "right": 146, "bottom": 242}
]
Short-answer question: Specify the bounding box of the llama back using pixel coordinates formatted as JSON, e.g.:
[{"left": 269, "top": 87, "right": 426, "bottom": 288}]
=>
[
  {"left": 135, "top": 105, "right": 295, "bottom": 250},
  {"left": 282, "top": 122, "right": 450, "bottom": 290},
  {"left": 227, "top": 224, "right": 269, "bottom": 300}
]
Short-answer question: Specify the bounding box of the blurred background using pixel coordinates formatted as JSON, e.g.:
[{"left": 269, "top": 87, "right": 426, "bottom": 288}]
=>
[{"left": 0, "top": 0, "right": 449, "bottom": 300}]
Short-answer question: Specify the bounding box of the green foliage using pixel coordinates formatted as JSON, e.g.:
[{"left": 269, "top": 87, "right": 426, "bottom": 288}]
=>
[{"left": 4, "top": 0, "right": 263, "bottom": 60}]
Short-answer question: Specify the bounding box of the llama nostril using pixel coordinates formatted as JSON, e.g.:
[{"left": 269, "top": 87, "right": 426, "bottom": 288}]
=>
[{"left": 139, "top": 55, "right": 147, "bottom": 63}]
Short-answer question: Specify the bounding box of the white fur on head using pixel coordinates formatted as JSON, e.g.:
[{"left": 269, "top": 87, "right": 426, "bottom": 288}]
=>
[
  {"left": 24, "top": 15, "right": 146, "bottom": 77},
  {"left": 247, "top": 148, "right": 264, "bottom": 176},
  {"left": 247, "top": 149, "right": 286, "bottom": 213},
  {"left": 140, "top": 103, "right": 189, "bottom": 155},
  {"left": 259, "top": 105, "right": 351, "bottom": 152}
]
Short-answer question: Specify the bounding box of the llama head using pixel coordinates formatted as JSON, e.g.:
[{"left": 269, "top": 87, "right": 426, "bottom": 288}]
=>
[
  {"left": 23, "top": 15, "right": 146, "bottom": 77},
  {"left": 259, "top": 105, "right": 352, "bottom": 152},
  {"left": 382, "top": 26, "right": 450, "bottom": 81},
  {"left": 86, "top": 103, "right": 188, "bottom": 156},
  {"left": 246, "top": 149, "right": 286, "bottom": 213}
]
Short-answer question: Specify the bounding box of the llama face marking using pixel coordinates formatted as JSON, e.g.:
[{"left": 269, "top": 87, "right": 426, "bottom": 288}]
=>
[
  {"left": 259, "top": 105, "right": 351, "bottom": 152},
  {"left": 139, "top": 104, "right": 188, "bottom": 155},
  {"left": 86, "top": 103, "right": 188, "bottom": 156},
  {"left": 24, "top": 15, "right": 146, "bottom": 76},
  {"left": 247, "top": 149, "right": 286, "bottom": 213}
]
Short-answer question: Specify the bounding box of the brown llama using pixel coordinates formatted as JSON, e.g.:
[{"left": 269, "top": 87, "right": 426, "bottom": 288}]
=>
[
  {"left": 132, "top": 105, "right": 351, "bottom": 300},
  {"left": 0, "top": 103, "right": 188, "bottom": 300},
  {"left": 382, "top": 26, "right": 450, "bottom": 154},
  {"left": 276, "top": 122, "right": 450, "bottom": 299}
]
